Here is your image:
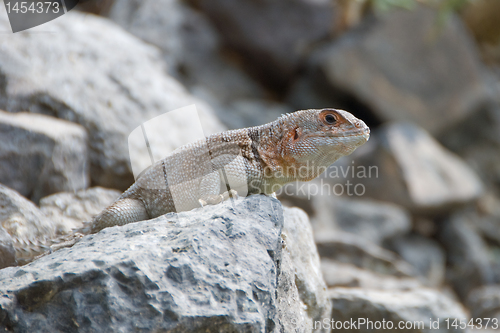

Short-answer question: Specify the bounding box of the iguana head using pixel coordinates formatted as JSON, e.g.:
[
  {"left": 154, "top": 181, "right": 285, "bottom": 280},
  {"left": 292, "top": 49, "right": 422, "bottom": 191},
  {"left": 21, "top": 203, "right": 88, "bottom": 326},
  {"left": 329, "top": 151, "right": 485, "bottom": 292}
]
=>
[
  {"left": 291, "top": 108, "right": 370, "bottom": 158},
  {"left": 261, "top": 108, "right": 370, "bottom": 182}
]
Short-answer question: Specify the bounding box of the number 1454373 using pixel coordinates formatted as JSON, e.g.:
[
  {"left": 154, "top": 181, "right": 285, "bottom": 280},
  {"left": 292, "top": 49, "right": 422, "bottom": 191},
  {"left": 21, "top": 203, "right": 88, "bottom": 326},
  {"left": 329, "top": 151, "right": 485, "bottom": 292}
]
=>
[{"left": 5, "top": 1, "right": 60, "bottom": 14}]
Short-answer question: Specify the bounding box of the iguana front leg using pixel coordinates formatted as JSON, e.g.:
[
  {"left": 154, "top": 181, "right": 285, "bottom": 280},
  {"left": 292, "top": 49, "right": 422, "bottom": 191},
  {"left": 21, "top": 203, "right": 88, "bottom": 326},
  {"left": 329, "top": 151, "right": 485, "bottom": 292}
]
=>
[
  {"left": 197, "top": 167, "right": 240, "bottom": 207},
  {"left": 199, "top": 189, "right": 239, "bottom": 207}
]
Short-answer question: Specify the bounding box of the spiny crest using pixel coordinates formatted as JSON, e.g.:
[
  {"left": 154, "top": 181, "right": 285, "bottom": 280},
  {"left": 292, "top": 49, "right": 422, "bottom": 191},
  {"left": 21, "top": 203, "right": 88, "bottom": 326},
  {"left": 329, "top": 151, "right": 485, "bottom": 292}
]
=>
[{"left": 275, "top": 109, "right": 321, "bottom": 128}]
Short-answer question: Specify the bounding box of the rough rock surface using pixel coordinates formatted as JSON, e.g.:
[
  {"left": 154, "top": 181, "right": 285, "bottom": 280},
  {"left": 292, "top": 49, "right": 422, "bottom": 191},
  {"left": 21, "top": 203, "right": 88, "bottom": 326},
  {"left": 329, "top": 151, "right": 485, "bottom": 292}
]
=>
[
  {"left": 340, "top": 122, "right": 483, "bottom": 214},
  {"left": 39, "top": 187, "right": 121, "bottom": 234},
  {"left": 298, "top": 5, "right": 491, "bottom": 134},
  {"left": 0, "top": 195, "right": 330, "bottom": 332},
  {"left": 329, "top": 288, "right": 468, "bottom": 333},
  {"left": 0, "top": 11, "right": 224, "bottom": 190},
  {"left": 0, "top": 111, "right": 88, "bottom": 203},
  {"left": 281, "top": 208, "right": 330, "bottom": 331}
]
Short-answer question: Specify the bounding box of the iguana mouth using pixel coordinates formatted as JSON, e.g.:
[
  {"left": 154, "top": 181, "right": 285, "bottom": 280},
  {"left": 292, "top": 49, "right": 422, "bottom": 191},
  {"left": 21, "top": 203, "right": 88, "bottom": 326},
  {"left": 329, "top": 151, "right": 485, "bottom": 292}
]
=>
[{"left": 327, "top": 127, "right": 370, "bottom": 138}]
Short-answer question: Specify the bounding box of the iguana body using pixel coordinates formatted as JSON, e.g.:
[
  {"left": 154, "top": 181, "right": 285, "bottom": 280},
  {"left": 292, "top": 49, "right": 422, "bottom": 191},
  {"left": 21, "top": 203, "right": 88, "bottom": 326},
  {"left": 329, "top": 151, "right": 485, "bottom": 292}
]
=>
[
  {"left": 91, "top": 108, "right": 369, "bottom": 232},
  {"left": 11, "top": 108, "right": 369, "bottom": 263}
]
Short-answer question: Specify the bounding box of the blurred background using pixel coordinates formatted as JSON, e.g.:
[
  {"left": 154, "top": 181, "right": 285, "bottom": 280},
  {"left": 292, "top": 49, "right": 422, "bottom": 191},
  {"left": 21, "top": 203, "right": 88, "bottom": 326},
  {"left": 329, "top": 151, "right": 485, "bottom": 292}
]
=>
[{"left": 1, "top": 0, "right": 500, "bottom": 326}]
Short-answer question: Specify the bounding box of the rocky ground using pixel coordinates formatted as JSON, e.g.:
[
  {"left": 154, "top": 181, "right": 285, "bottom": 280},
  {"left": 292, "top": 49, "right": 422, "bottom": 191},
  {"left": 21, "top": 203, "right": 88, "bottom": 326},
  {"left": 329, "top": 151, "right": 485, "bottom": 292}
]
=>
[{"left": 1, "top": 0, "right": 500, "bottom": 332}]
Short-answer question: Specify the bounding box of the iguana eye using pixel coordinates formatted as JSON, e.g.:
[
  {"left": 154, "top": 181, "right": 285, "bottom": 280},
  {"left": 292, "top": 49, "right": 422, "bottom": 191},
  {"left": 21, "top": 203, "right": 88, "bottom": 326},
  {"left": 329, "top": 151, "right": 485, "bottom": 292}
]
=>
[{"left": 324, "top": 113, "right": 337, "bottom": 124}]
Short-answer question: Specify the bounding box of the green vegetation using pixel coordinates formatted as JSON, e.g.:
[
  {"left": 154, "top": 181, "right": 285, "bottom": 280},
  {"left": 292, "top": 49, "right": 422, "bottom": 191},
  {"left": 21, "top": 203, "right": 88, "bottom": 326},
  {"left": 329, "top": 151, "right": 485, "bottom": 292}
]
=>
[{"left": 372, "top": 0, "right": 473, "bottom": 16}]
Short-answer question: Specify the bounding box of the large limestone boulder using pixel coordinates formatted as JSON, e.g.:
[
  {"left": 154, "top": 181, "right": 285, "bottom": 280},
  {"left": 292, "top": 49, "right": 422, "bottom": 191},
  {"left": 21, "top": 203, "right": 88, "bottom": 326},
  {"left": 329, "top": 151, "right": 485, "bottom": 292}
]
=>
[{"left": 0, "top": 195, "right": 330, "bottom": 332}]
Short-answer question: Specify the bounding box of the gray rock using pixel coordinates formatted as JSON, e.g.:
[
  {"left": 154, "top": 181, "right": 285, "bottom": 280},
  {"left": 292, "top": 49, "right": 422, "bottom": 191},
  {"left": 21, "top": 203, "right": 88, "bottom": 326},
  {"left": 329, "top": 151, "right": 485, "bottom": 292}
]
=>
[
  {"left": 338, "top": 122, "right": 484, "bottom": 214},
  {"left": 0, "top": 227, "right": 15, "bottom": 269},
  {"left": 106, "top": 0, "right": 296, "bottom": 131},
  {"left": 385, "top": 234, "right": 446, "bottom": 287},
  {"left": 328, "top": 288, "right": 468, "bottom": 333},
  {"left": 321, "top": 259, "right": 422, "bottom": 290},
  {"left": 192, "top": 0, "right": 336, "bottom": 88},
  {"left": 107, "top": 0, "right": 266, "bottom": 107},
  {"left": 0, "top": 11, "right": 225, "bottom": 191},
  {"left": 312, "top": 196, "right": 411, "bottom": 246},
  {"left": 467, "top": 285, "right": 500, "bottom": 320},
  {"left": 281, "top": 208, "right": 331, "bottom": 331},
  {"left": 315, "top": 230, "right": 416, "bottom": 278},
  {"left": 0, "top": 111, "right": 88, "bottom": 203},
  {"left": 0, "top": 184, "right": 56, "bottom": 241},
  {"left": 218, "top": 99, "right": 294, "bottom": 130},
  {"left": 439, "top": 209, "right": 495, "bottom": 300},
  {"left": 412, "top": 217, "right": 438, "bottom": 238},
  {"left": 299, "top": 5, "right": 491, "bottom": 134},
  {"left": 286, "top": 77, "right": 339, "bottom": 115},
  {"left": 0, "top": 184, "right": 57, "bottom": 266},
  {"left": 76, "top": 0, "right": 114, "bottom": 15},
  {"left": 0, "top": 186, "right": 118, "bottom": 267},
  {"left": 39, "top": 187, "right": 121, "bottom": 234},
  {"left": 439, "top": 103, "right": 500, "bottom": 190},
  {"left": 0, "top": 195, "right": 329, "bottom": 332},
  {"left": 475, "top": 192, "right": 500, "bottom": 246}
]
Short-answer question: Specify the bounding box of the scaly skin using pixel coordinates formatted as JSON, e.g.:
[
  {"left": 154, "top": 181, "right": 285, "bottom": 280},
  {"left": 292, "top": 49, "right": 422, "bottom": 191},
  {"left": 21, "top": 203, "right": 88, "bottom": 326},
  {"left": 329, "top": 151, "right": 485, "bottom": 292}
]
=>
[
  {"left": 13, "top": 108, "right": 370, "bottom": 264},
  {"left": 90, "top": 108, "right": 370, "bottom": 233}
]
